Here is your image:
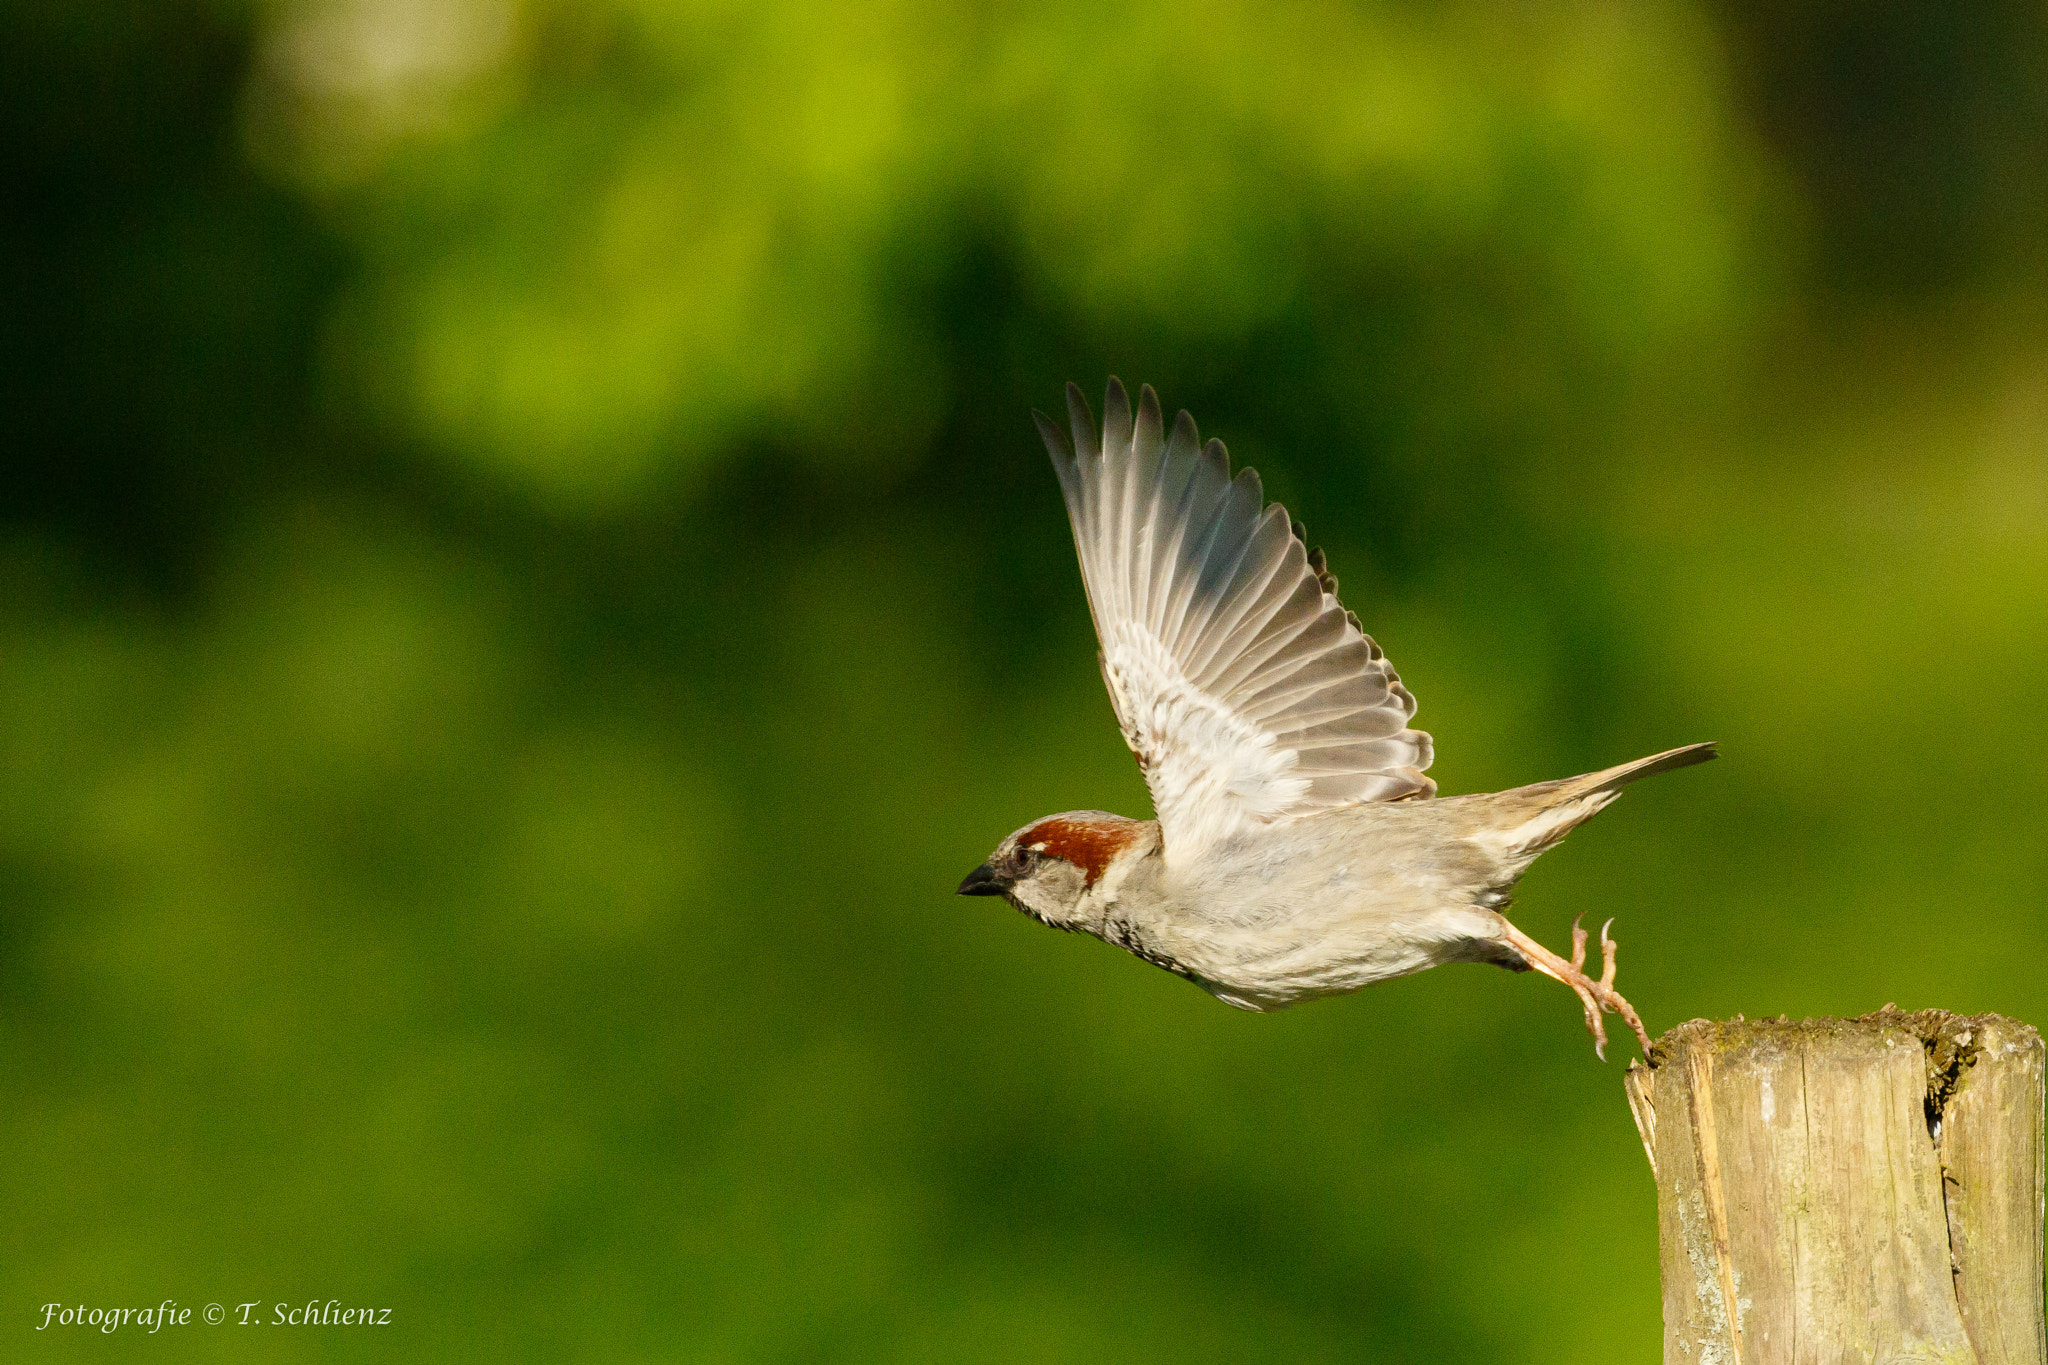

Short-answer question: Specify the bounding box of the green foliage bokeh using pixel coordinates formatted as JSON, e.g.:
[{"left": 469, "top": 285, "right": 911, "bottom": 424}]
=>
[{"left": 4, "top": 0, "right": 2045, "bottom": 1359}]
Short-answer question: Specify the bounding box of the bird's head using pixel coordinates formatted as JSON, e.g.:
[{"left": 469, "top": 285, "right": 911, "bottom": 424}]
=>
[{"left": 957, "top": 811, "right": 1155, "bottom": 929}]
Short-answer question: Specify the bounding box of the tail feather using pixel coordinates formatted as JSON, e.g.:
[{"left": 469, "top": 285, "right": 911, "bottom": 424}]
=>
[
  {"left": 1565, "top": 741, "right": 1718, "bottom": 799},
  {"left": 1478, "top": 741, "right": 1716, "bottom": 863}
]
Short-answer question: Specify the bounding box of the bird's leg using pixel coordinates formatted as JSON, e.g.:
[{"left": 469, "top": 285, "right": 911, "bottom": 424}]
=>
[{"left": 1499, "top": 914, "right": 1653, "bottom": 1061}]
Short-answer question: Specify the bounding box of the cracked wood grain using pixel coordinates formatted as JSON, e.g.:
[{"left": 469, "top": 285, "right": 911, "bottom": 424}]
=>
[{"left": 1685, "top": 1044, "right": 1746, "bottom": 1365}]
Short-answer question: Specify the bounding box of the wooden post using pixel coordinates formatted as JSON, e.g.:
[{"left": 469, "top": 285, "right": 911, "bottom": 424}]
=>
[{"left": 1624, "top": 1009, "right": 2046, "bottom": 1364}]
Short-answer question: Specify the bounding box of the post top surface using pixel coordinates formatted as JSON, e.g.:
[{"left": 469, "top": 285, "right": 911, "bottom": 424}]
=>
[{"left": 1640, "top": 1007, "right": 2041, "bottom": 1072}]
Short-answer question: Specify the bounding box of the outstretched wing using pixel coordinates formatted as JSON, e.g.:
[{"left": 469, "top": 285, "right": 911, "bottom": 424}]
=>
[{"left": 1037, "top": 379, "right": 1435, "bottom": 867}]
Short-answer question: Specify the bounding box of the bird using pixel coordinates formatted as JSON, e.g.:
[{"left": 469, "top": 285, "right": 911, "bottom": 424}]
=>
[{"left": 958, "top": 378, "right": 1714, "bottom": 1059}]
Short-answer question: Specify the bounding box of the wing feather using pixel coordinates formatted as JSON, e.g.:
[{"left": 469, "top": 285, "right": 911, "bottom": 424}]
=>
[
  {"left": 1157, "top": 441, "right": 1233, "bottom": 651},
  {"left": 1038, "top": 378, "right": 1436, "bottom": 865},
  {"left": 1209, "top": 572, "right": 1329, "bottom": 698}
]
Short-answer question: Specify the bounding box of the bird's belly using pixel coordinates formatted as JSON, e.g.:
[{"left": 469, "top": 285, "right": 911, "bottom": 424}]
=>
[{"left": 1154, "top": 869, "right": 1505, "bottom": 1011}]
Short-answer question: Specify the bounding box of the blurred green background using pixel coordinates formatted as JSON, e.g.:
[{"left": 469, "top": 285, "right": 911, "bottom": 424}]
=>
[{"left": 4, "top": 0, "right": 2045, "bottom": 1358}]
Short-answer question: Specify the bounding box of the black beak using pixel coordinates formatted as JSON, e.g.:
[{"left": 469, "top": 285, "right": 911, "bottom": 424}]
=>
[{"left": 956, "top": 863, "right": 1007, "bottom": 896}]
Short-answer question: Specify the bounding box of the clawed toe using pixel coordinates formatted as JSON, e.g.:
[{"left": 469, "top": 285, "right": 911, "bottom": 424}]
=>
[
  {"left": 1575, "top": 981, "right": 1610, "bottom": 1061},
  {"left": 1592, "top": 921, "right": 1651, "bottom": 1053},
  {"left": 1502, "top": 916, "right": 1653, "bottom": 1061}
]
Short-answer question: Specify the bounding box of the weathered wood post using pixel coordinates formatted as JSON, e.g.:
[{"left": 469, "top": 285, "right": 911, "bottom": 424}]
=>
[{"left": 1624, "top": 1009, "right": 2046, "bottom": 1364}]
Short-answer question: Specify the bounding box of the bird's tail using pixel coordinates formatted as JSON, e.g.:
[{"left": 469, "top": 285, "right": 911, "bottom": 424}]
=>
[
  {"left": 1557, "top": 741, "right": 1718, "bottom": 799},
  {"left": 1475, "top": 742, "right": 1717, "bottom": 864}
]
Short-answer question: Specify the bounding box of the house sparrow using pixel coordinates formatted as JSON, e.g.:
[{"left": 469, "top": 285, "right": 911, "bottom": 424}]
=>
[{"left": 960, "top": 378, "right": 1714, "bottom": 1059}]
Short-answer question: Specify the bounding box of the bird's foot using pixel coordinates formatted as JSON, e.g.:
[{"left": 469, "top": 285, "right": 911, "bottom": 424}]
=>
[{"left": 1501, "top": 915, "right": 1652, "bottom": 1062}]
